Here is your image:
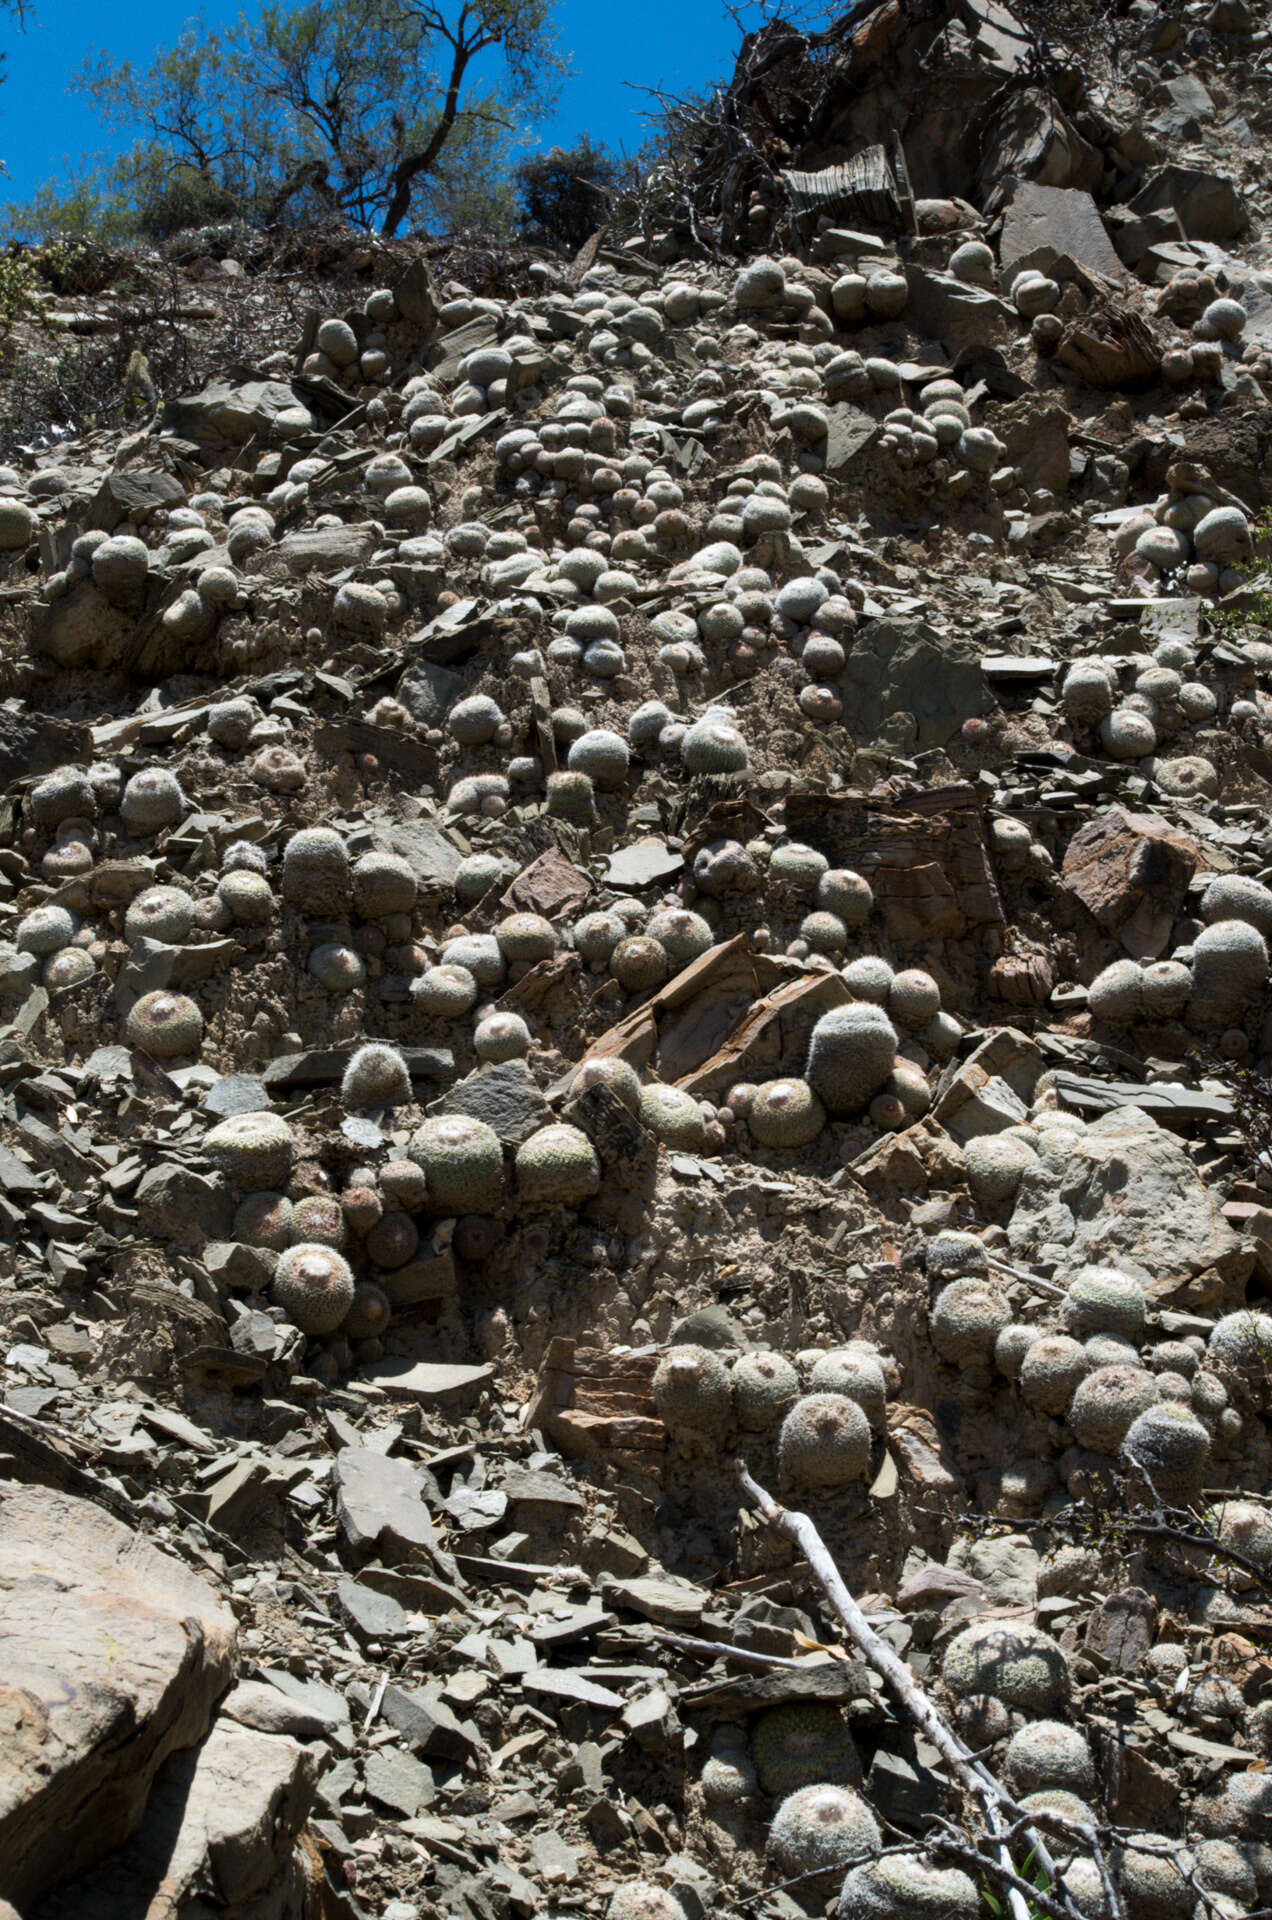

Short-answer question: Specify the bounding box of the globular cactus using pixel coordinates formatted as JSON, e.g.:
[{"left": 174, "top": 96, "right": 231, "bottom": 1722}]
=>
[
  {"left": 573, "top": 1054, "right": 642, "bottom": 1113},
  {"left": 343, "top": 1282, "right": 392, "bottom": 1342},
  {"left": 474, "top": 1012, "right": 531, "bottom": 1062},
  {"left": 930, "top": 1278, "right": 1010, "bottom": 1366},
  {"left": 605, "top": 1883, "right": 686, "bottom": 1920},
  {"left": 125, "top": 885, "right": 194, "bottom": 945},
  {"left": 292, "top": 1194, "right": 345, "bottom": 1248},
  {"left": 842, "top": 956, "right": 894, "bottom": 1002},
  {"left": 888, "top": 969, "right": 941, "bottom": 1029},
  {"left": 442, "top": 932, "right": 505, "bottom": 987},
  {"left": 942, "top": 1619, "right": 1069, "bottom": 1711},
  {"left": 1019, "top": 1334, "right": 1089, "bottom": 1416},
  {"left": 408, "top": 1115, "right": 504, "bottom": 1214},
  {"left": 769, "top": 842, "right": 828, "bottom": 895},
  {"left": 412, "top": 964, "right": 479, "bottom": 1018},
  {"left": 1069, "top": 1364, "right": 1159, "bottom": 1453},
  {"left": 120, "top": 767, "right": 185, "bottom": 835},
  {"left": 1063, "top": 1266, "right": 1146, "bottom": 1343},
  {"left": 747, "top": 1077, "right": 826, "bottom": 1148},
  {"left": 567, "top": 727, "right": 630, "bottom": 789},
  {"left": 125, "top": 989, "right": 204, "bottom": 1059},
  {"left": 515, "top": 1123, "right": 601, "bottom": 1207},
  {"left": 341, "top": 1043, "right": 412, "bottom": 1111},
  {"left": 234, "top": 1191, "right": 295, "bottom": 1250},
  {"left": 1110, "top": 1841, "right": 1195, "bottom": 1920},
  {"left": 309, "top": 942, "right": 366, "bottom": 991},
  {"left": 1003, "top": 1720, "right": 1096, "bottom": 1797},
  {"left": 838, "top": 1855, "right": 979, "bottom": 1920},
  {"left": 682, "top": 716, "right": 749, "bottom": 775},
  {"left": 1205, "top": 1499, "right": 1272, "bottom": 1585},
  {"left": 806, "top": 1003, "right": 897, "bottom": 1115},
  {"left": 653, "top": 1344, "right": 734, "bottom": 1435},
  {"left": 809, "top": 1348, "right": 887, "bottom": 1429},
  {"left": 752, "top": 1702, "right": 860, "bottom": 1797},
  {"left": 777, "top": 1392, "right": 871, "bottom": 1488},
  {"left": 205, "top": 1112, "right": 296, "bottom": 1192},
  {"left": 351, "top": 852, "right": 416, "bottom": 919},
  {"left": 612, "top": 936, "right": 668, "bottom": 993},
  {"left": 282, "top": 827, "right": 350, "bottom": 915},
  {"left": 1088, "top": 959, "right": 1144, "bottom": 1025},
  {"left": 495, "top": 913, "right": 558, "bottom": 965},
  {"left": 964, "top": 1133, "right": 1038, "bottom": 1206},
  {"left": 640, "top": 1083, "right": 708, "bottom": 1150},
  {"left": 218, "top": 871, "right": 274, "bottom": 926},
  {"left": 29, "top": 764, "right": 96, "bottom": 830},
  {"left": 1201, "top": 873, "right": 1272, "bottom": 937},
  {"left": 1208, "top": 1309, "right": 1272, "bottom": 1372},
  {"left": 271, "top": 1243, "right": 356, "bottom": 1335},
  {"left": 732, "top": 1350, "right": 800, "bottom": 1431},
  {"left": 644, "top": 908, "right": 713, "bottom": 964},
  {"left": 768, "top": 1784, "right": 880, "bottom": 1887},
  {"left": 16, "top": 905, "right": 77, "bottom": 954},
  {"left": 1121, "top": 1401, "right": 1210, "bottom": 1501},
  {"left": 1189, "top": 919, "right": 1268, "bottom": 1028}
]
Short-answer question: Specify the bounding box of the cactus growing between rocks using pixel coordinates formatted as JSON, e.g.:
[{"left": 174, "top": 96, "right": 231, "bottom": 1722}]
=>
[
  {"left": 767, "top": 1783, "right": 880, "bottom": 1885},
  {"left": 777, "top": 1391, "right": 871, "bottom": 1488},
  {"left": 340, "top": 1043, "right": 412, "bottom": 1111},
  {"left": 752, "top": 1702, "right": 861, "bottom": 1797},
  {"left": 408, "top": 1115, "right": 504, "bottom": 1214},
  {"left": 653, "top": 1344, "right": 733, "bottom": 1435},
  {"left": 125, "top": 990, "right": 204, "bottom": 1059},
  {"left": 806, "top": 1003, "right": 897, "bottom": 1115},
  {"left": 272, "top": 1243, "right": 356, "bottom": 1335},
  {"left": 515, "top": 1123, "right": 601, "bottom": 1206}
]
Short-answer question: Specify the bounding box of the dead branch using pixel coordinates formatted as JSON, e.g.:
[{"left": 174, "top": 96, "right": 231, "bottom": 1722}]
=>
[{"left": 736, "top": 1460, "right": 1124, "bottom": 1920}]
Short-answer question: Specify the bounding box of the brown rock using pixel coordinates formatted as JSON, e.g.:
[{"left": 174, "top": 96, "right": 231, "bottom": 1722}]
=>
[{"left": 1061, "top": 807, "right": 1199, "bottom": 958}]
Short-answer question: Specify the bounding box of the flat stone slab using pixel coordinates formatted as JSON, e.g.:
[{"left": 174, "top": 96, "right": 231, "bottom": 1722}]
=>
[
  {"left": 0, "top": 1483, "right": 236, "bottom": 1911},
  {"left": 358, "top": 1358, "right": 495, "bottom": 1405},
  {"left": 1001, "top": 183, "right": 1127, "bottom": 285},
  {"left": 333, "top": 1446, "right": 436, "bottom": 1558}
]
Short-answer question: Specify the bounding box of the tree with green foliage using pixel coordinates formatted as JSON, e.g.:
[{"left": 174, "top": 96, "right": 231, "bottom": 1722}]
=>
[
  {"left": 15, "top": 0, "right": 559, "bottom": 241},
  {"left": 515, "top": 136, "right": 620, "bottom": 249}
]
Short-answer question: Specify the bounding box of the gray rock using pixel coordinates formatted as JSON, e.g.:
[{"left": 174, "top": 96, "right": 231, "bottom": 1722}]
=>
[
  {"left": 1000, "top": 183, "right": 1127, "bottom": 285},
  {"left": 428, "top": 1058, "right": 549, "bottom": 1145},
  {"left": 0, "top": 1483, "right": 236, "bottom": 1910},
  {"left": 1007, "top": 1104, "right": 1252, "bottom": 1285},
  {"left": 903, "top": 267, "right": 1016, "bottom": 355},
  {"left": 1129, "top": 163, "right": 1248, "bottom": 240},
  {"left": 162, "top": 377, "right": 315, "bottom": 445},
  {"left": 839, "top": 617, "right": 994, "bottom": 751},
  {"left": 333, "top": 1447, "right": 437, "bottom": 1559},
  {"left": 221, "top": 1677, "right": 345, "bottom": 1741},
  {"left": 202, "top": 1073, "right": 271, "bottom": 1118},
  {"left": 380, "top": 1684, "right": 483, "bottom": 1762},
  {"left": 397, "top": 658, "right": 466, "bottom": 727},
  {"left": 364, "top": 1746, "right": 434, "bottom": 1818},
  {"left": 37, "top": 1719, "right": 315, "bottom": 1920},
  {"left": 336, "top": 1575, "right": 412, "bottom": 1641}
]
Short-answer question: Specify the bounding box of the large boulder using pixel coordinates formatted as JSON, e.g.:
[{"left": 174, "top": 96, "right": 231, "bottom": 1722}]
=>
[
  {"left": 35, "top": 1718, "right": 317, "bottom": 1920},
  {"left": 0, "top": 1483, "right": 236, "bottom": 1909},
  {"left": 1007, "top": 1105, "right": 1251, "bottom": 1290}
]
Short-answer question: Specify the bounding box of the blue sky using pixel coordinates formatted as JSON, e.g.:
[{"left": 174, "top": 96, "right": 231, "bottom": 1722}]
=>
[{"left": 0, "top": 0, "right": 749, "bottom": 211}]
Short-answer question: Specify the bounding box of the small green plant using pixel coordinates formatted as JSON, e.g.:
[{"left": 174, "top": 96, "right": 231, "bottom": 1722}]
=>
[
  {"left": 1208, "top": 505, "right": 1272, "bottom": 640},
  {"left": 0, "top": 237, "right": 81, "bottom": 339},
  {"left": 981, "top": 1848, "right": 1053, "bottom": 1920}
]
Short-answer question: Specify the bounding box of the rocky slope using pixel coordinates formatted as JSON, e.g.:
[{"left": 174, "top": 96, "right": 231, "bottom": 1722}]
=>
[{"left": 6, "top": 3, "right": 1272, "bottom": 1918}]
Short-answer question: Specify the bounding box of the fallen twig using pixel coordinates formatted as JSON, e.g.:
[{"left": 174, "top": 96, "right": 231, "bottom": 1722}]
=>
[{"left": 736, "top": 1459, "right": 1124, "bottom": 1920}]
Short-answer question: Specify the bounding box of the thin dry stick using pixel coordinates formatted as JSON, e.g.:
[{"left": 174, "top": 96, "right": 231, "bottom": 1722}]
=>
[{"left": 736, "top": 1461, "right": 1125, "bottom": 1920}]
